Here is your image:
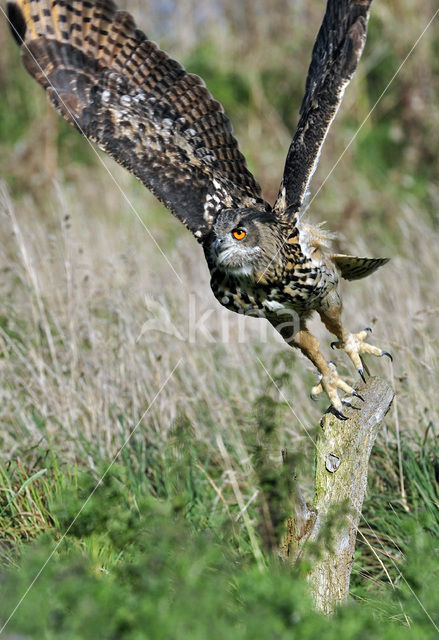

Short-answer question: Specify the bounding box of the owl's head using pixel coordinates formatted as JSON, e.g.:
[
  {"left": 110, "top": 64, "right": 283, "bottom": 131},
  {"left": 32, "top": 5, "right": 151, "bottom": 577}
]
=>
[{"left": 210, "top": 208, "right": 279, "bottom": 277}]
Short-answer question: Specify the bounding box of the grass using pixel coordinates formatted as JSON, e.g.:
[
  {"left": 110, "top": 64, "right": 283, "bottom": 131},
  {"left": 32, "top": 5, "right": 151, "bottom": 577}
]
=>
[
  {"left": 1, "top": 438, "right": 439, "bottom": 638},
  {"left": 0, "top": 0, "right": 439, "bottom": 635}
]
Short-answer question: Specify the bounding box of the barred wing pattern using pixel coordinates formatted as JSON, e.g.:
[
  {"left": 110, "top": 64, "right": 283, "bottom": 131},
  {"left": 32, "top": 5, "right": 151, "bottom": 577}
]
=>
[
  {"left": 275, "top": 0, "right": 372, "bottom": 217},
  {"left": 8, "top": 0, "right": 267, "bottom": 241}
]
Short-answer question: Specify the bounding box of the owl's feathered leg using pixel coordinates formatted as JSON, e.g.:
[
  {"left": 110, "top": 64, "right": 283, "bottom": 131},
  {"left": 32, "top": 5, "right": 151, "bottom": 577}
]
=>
[
  {"left": 318, "top": 299, "right": 392, "bottom": 381},
  {"left": 269, "top": 313, "right": 361, "bottom": 419}
]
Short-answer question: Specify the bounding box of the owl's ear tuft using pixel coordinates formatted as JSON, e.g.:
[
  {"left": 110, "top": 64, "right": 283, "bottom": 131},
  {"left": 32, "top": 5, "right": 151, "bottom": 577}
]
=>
[{"left": 7, "top": 2, "right": 27, "bottom": 46}]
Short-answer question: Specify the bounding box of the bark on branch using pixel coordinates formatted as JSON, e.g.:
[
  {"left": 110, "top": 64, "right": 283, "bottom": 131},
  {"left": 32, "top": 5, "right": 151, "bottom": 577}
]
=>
[{"left": 281, "top": 376, "right": 394, "bottom": 614}]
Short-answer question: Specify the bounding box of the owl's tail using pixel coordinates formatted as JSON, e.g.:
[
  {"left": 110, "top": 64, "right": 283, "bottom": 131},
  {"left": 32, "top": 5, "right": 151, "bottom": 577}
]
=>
[{"left": 331, "top": 254, "right": 389, "bottom": 281}]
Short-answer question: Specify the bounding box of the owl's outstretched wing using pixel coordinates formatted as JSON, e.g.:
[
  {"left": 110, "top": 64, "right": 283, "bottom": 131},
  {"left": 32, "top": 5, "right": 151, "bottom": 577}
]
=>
[
  {"left": 274, "top": 0, "right": 372, "bottom": 217},
  {"left": 7, "top": 0, "right": 268, "bottom": 241}
]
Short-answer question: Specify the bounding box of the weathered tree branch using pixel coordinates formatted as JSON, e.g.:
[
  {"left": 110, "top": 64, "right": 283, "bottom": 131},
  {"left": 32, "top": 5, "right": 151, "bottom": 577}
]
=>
[{"left": 281, "top": 377, "right": 394, "bottom": 614}]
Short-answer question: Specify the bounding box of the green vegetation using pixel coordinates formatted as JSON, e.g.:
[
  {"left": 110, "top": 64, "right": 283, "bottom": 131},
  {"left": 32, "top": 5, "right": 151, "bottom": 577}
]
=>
[
  {"left": 1, "top": 430, "right": 439, "bottom": 638},
  {"left": 1, "top": 0, "right": 439, "bottom": 636}
]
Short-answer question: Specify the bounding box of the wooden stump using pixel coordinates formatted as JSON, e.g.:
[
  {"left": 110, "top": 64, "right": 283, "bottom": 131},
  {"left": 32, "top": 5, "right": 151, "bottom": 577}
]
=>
[{"left": 281, "top": 377, "right": 394, "bottom": 614}]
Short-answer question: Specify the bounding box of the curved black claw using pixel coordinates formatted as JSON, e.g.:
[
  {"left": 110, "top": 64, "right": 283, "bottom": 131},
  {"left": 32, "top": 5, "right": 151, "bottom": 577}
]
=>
[
  {"left": 358, "top": 368, "right": 366, "bottom": 383},
  {"left": 342, "top": 400, "right": 361, "bottom": 411},
  {"left": 352, "top": 391, "right": 365, "bottom": 402},
  {"left": 381, "top": 351, "right": 393, "bottom": 362},
  {"left": 330, "top": 341, "right": 339, "bottom": 350},
  {"left": 365, "top": 327, "right": 372, "bottom": 333},
  {"left": 360, "top": 355, "right": 371, "bottom": 377},
  {"left": 310, "top": 393, "right": 318, "bottom": 402},
  {"left": 327, "top": 406, "right": 349, "bottom": 421}
]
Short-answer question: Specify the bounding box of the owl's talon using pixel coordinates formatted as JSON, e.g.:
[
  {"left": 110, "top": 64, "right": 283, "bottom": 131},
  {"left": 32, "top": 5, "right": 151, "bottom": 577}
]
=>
[
  {"left": 360, "top": 357, "right": 370, "bottom": 377},
  {"left": 310, "top": 362, "right": 360, "bottom": 416},
  {"left": 342, "top": 399, "right": 361, "bottom": 411},
  {"left": 311, "top": 360, "right": 364, "bottom": 417},
  {"left": 327, "top": 406, "right": 349, "bottom": 421},
  {"left": 330, "top": 341, "right": 340, "bottom": 350},
  {"left": 381, "top": 350, "right": 393, "bottom": 361},
  {"left": 334, "top": 328, "right": 390, "bottom": 378}
]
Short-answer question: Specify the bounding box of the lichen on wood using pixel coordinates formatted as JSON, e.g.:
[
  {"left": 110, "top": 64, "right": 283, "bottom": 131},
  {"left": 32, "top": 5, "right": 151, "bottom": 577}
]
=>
[{"left": 281, "top": 377, "right": 394, "bottom": 614}]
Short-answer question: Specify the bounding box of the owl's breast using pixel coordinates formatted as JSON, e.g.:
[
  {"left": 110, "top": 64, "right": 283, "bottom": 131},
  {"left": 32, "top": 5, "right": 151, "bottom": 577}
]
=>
[
  {"left": 278, "top": 258, "right": 338, "bottom": 311},
  {"left": 209, "top": 255, "right": 338, "bottom": 318},
  {"left": 209, "top": 267, "right": 268, "bottom": 316}
]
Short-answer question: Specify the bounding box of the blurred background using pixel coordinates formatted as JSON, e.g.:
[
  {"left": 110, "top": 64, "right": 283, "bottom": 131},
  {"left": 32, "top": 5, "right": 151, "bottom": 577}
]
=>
[{"left": 0, "top": 0, "right": 439, "bottom": 617}]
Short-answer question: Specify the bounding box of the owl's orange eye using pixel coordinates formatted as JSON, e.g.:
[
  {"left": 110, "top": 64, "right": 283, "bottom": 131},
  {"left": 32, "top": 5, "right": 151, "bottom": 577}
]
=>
[{"left": 232, "top": 228, "right": 246, "bottom": 240}]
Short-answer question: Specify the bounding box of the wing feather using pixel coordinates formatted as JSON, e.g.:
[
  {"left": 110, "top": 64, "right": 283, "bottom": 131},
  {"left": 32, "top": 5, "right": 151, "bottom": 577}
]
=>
[
  {"left": 7, "top": 0, "right": 268, "bottom": 240},
  {"left": 274, "top": 0, "right": 373, "bottom": 217}
]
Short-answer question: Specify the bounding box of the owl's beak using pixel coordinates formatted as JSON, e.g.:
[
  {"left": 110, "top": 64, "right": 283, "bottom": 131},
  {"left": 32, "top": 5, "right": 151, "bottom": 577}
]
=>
[{"left": 214, "top": 237, "right": 223, "bottom": 256}]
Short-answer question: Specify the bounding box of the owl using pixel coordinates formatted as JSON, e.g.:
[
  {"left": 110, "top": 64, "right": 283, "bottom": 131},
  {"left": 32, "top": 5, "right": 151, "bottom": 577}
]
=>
[{"left": 7, "top": 0, "right": 390, "bottom": 419}]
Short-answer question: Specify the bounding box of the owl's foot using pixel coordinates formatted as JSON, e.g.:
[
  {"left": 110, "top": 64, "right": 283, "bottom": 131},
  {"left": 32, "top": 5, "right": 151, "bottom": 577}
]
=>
[
  {"left": 330, "top": 328, "right": 392, "bottom": 381},
  {"left": 310, "top": 361, "right": 364, "bottom": 420}
]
